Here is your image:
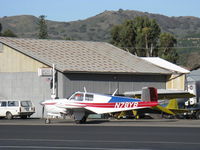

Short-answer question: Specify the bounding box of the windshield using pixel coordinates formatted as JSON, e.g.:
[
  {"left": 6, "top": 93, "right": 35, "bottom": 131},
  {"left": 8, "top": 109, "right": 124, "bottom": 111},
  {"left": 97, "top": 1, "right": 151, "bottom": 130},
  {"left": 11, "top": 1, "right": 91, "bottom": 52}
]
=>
[
  {"left": 70, "top": 93, "right": 84, "bottom": 101},
  {"left": 21, "top": 101, "right": 32, "bottom": 107}
]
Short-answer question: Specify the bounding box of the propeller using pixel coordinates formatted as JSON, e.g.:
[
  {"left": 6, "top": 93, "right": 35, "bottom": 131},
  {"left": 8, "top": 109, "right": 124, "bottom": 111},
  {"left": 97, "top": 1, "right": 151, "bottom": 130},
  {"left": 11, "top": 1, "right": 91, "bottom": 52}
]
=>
[
  {"left": 42, "top": 105, "right": 45, "bottom": 118},
  {"left": 40, "top": 101, "right": 45, "bottom": 118}
]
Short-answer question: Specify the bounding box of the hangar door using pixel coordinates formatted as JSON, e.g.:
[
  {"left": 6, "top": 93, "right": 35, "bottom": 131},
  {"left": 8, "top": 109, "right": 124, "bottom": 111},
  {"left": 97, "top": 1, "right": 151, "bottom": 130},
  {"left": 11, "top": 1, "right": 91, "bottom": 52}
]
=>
[{"left": 62, "top": 73, "right": 166, "bottom": 98}]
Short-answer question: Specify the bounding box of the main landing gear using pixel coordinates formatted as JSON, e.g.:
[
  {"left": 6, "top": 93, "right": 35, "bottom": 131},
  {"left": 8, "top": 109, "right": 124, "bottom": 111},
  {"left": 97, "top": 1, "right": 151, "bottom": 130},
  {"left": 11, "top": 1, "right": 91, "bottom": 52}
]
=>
[
  {"left": 45, "top": 118, "right": 51, "bottom": 124},
  {"left": 74, "top": 116, "right": 87, "bottom": 124}
]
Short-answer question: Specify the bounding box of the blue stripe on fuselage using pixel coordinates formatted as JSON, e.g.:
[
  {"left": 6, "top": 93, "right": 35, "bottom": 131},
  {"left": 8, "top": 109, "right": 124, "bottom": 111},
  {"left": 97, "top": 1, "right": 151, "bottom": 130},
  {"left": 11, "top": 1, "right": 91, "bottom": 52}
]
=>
[{"left": 108, "top": 96, "right": 141, "bottom": 103}]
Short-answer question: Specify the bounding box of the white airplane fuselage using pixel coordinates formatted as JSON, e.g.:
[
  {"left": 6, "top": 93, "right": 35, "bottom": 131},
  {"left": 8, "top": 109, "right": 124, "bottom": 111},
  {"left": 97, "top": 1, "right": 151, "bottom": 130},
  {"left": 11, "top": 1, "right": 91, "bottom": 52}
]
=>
[{"left": 42, "top": 90, "right": 158, "bottom": 124}]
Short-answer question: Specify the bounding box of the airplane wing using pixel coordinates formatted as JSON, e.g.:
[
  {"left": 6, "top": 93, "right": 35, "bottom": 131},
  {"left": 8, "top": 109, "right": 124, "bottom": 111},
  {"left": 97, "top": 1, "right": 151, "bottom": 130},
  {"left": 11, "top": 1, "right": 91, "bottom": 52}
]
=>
[
  {"left": 124, "top": 89, "right": 195, "bottom": 99},
  {"left": 153, "top": 105, "right": 176, "bottom": 115}
]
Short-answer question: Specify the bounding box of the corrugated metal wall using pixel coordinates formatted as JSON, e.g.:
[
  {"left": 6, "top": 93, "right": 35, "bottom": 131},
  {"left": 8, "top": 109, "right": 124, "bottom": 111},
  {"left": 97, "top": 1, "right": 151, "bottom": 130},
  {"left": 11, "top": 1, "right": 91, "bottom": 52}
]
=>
[
  {"left": 0, "top": 72, "right": 167, "bottom": 117},
  {"left": 62, "top": 73, "right": 167, "bottom": 98},
  {"left": 0, "top": 44, "right": 52, "bottom": 117},
  {"left": 0, "top": 72, "right": 52, "bottom": 117}
]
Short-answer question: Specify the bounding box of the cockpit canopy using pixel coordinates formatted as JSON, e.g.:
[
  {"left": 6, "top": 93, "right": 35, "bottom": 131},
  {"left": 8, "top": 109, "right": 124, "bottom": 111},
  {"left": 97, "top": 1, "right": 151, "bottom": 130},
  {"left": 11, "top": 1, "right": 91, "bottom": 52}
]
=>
[{"left": 69, "top": 92, "right": 94, "bottom": 101}]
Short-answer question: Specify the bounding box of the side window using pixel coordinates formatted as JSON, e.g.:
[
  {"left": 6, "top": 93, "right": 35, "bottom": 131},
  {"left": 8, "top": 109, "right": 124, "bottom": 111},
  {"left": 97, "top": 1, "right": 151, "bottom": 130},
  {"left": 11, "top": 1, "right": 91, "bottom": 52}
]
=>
[
  {"left": 0, "top": 101, "right": 7, "bottom": 107},
  {"left": 85, "top": 94, "right": 94, "bottom": 101},
  {"left": 8, "top": 101, "right": 19, "bottom": 107},
  {"left": 21, "top": 101, "right": 32, "bottom": 107}
]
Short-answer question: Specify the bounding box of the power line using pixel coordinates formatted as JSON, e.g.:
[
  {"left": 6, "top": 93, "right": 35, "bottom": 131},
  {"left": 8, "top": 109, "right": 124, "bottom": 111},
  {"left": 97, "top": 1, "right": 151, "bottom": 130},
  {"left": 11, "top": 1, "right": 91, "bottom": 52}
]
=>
[{"left": 117, "top": 46, "right": 200, "bottom": 49}]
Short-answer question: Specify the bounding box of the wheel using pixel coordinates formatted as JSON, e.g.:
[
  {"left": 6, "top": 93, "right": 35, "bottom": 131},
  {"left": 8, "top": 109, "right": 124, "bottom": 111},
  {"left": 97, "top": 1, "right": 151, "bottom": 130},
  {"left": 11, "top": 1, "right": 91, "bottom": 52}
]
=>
[
  {"left": 81, "top": 116, "right": 87, "bottom": 124},
  {"left": 6, "top": 112, "right": 13, "bottom": 120},
  {"left": 75, "top": 120, "right": 81, "bottom": 124},
  {"left": 21, "top": 115, "right": 27, "bottom": 119},
  {"left": 195, "top": 111, "right": 200, "bottom": 119},
  {"left": 45, "top": 118, "right": 51, "bottom": 124}
]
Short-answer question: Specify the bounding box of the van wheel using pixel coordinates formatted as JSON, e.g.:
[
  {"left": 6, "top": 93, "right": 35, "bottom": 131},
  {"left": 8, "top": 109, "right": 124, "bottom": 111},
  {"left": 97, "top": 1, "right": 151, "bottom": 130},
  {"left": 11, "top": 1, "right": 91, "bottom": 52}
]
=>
[
  {"left": 196, "top": 111, "right": 200, "bottom": 119},
  {"left": 6, "top": 112, "right": 13, "bottom": 120}
]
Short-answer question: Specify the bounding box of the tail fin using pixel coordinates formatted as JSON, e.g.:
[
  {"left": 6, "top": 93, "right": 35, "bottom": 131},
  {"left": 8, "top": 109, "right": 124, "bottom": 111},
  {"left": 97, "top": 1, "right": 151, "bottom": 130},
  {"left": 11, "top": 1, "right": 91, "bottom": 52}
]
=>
[
  {"left": 166, "top": 99, "right": 179, "bottom": 109},
  {"left": 141, "top": 87, "right": 158, "bottom": 102}
]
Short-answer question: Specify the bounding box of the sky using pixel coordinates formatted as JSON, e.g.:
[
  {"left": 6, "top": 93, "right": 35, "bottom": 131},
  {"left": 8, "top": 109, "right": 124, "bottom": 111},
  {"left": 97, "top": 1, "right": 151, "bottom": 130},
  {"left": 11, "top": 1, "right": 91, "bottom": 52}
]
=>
[{"left": 1, "top": 0, "right": 200, "bottom": 22}]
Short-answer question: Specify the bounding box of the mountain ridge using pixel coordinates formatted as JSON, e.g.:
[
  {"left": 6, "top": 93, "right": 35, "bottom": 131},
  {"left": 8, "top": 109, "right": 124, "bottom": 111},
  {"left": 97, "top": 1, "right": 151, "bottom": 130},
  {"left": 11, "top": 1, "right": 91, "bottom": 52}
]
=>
[{"left": 1, "top": 10, "right": 200, "bottom": 41}]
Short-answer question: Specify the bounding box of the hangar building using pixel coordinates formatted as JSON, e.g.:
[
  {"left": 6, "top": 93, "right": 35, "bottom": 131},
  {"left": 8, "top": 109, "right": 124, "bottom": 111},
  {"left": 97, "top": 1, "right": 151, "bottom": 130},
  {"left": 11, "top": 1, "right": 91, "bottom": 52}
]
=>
[
  {"left": 0, "top": 37, "right": 171, "bottom": 117},
  {"left": 142, "top": 57, "right": 190, "bottom": 90}
]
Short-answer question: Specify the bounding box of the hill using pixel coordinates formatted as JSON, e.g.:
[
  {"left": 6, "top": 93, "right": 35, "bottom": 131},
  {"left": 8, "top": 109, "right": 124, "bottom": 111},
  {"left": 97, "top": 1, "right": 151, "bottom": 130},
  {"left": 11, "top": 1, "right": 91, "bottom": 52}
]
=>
[
  {"left": 1, "top": 10, "right": 200, "bottom": 41},
  {"left": 1, "top": 9, "right": 200, "bottom": 68}
]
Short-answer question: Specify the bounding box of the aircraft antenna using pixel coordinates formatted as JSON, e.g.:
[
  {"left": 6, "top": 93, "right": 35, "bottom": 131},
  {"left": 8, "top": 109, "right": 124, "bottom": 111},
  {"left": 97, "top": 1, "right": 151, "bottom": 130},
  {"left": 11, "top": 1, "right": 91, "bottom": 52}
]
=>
[
  {"left": 84, "top": 87, "right": 87, "bottom": 93},
  {"left": 112, "top": 89, "right": 118, "bottom": 96}
]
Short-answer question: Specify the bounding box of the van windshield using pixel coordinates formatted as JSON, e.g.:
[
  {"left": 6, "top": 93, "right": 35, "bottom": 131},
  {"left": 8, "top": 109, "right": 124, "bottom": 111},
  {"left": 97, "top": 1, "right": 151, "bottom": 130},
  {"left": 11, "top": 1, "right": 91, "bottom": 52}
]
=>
[{"left": 21, "top": 101, "right": 32, "bottom": 107}]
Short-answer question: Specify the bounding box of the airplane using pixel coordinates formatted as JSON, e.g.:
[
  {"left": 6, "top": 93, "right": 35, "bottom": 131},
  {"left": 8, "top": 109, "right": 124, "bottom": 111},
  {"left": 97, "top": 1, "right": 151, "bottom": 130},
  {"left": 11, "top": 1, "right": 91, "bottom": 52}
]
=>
[
  {"left": 41, "top": 87, "right": 158, "bottom": 124},
  {"left": 155, "top": 99, "right": 189, "bottom": 116},
  {"left": 127, "top": 99, "right": 190, "bottom": 119},
  {"left": 120, "top": 88, "right": 195, "bottom": 119}
]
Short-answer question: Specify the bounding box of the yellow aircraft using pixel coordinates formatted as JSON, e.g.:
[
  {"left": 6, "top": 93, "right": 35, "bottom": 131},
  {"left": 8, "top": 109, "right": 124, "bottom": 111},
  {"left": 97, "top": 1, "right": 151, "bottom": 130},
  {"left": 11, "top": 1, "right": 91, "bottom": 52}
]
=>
[
  {"left": 116, "top": 88, "right": 195, "bottom": 119},
  {"left": 155, "top": 99, "right": 189, "bottom": 115}
]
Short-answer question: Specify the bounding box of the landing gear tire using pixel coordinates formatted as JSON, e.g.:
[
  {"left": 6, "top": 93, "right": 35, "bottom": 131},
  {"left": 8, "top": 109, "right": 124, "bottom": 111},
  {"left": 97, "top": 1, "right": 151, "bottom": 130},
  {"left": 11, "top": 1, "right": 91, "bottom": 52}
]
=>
[
  {"left": 81, "top": 116, "right": 87, "bottom": 124},
  {"left": 75, "top": 120, "right": 81, "bottom": 124},
  {"left": 6, "top": 112, "right": 13, "bottom": 120},
  {"left": 45, "top": 118, "right": 51, "bottom": 124},
  {"left": 75, "top": 116, "right": 87, "bottom": 124}
]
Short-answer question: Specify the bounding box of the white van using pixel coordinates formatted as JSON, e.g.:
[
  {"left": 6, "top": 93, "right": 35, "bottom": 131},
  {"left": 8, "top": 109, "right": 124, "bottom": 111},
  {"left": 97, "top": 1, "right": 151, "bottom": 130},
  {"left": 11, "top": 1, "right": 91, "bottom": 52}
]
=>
[{"left": 0, "top": 100, "right": 35, "bottom": 119}]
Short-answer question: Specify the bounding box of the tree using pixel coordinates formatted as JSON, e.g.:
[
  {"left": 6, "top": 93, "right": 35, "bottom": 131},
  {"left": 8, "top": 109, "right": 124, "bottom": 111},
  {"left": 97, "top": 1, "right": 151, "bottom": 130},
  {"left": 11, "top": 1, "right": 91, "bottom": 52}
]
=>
[
  {"left": 158, "top": 32, "right": 178, "bottom": 63},
  {"left": 111, "top": 16, "right": 161, "bottom": 57},
  {"left": 110, "top": 16, "right": 178, "bottom": 63},
  {"left": 134, "top": 16, "right": 161, "bottom": 57},
  {"left": 111, "top": 20, "right": 137, "bottom": 54},
  {"left": 2, "top": 29, "right": 17, "bottom": 37},
  {"left": 38, "top": 15, "right": 48, "bottom": 39}
]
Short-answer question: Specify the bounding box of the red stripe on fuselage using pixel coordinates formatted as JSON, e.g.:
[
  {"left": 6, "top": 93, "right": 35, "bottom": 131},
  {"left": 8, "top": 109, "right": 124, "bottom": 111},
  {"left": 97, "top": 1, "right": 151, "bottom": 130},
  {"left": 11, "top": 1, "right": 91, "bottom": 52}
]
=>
[
  {"left": 79, "top": 101, "right": 158, "bottom": 108},
  {"left": 43, "top": 101, "right": 158, "bottom": 108},
  {"left": 44, "top": 102, "right": 57, "bottom": 105}
]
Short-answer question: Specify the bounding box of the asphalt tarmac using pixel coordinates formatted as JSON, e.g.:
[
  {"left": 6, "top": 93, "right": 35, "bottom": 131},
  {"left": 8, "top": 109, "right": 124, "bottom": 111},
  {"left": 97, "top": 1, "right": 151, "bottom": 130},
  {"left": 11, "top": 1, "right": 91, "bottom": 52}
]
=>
[{"left": 0, "top": 118, "right": 200, "bottom": 150}]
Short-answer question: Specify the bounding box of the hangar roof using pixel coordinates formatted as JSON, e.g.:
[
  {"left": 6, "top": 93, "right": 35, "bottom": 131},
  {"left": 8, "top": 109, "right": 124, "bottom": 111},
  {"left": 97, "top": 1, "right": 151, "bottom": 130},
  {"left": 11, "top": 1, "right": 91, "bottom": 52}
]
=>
[
  {"left": 142, "top": 57, "right": 190, "bottom": 74},
  {"left": 187, "top": 68, "right": 200, "bottom": 81},
  {"left": 0, "top": 37, "right": 171, "bottom": 74}
]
